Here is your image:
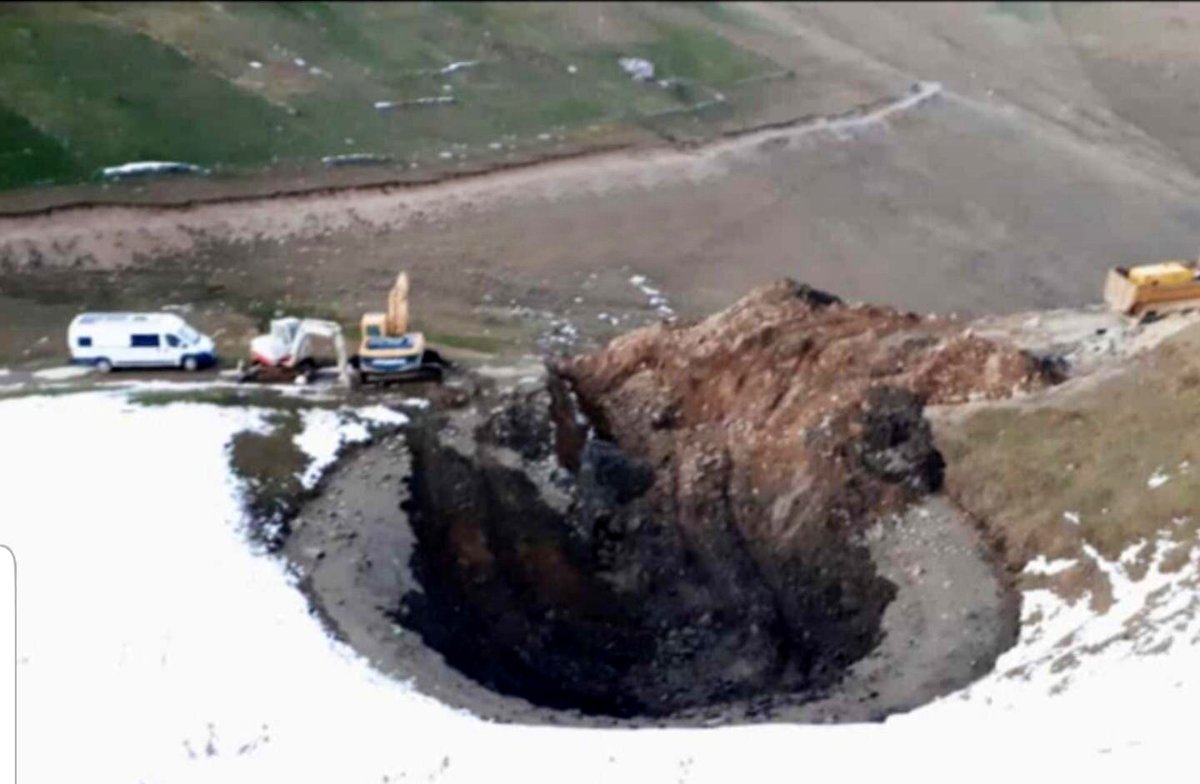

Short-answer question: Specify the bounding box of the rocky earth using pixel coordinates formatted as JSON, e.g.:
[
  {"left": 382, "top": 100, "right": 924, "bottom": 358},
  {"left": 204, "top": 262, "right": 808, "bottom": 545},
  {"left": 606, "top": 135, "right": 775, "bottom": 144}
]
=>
[{"left": 392, "top": 281, "right": 1052, "bottom": 719}]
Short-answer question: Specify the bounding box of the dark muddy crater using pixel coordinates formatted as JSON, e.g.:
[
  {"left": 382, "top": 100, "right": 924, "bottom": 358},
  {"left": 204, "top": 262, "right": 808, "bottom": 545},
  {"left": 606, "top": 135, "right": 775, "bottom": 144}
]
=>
[
  {"left": 280, "top": 282, "right": 1039, "bottom": 723},
  {"left": 394, "top": 376, "right": 935, "bottom": 719}
]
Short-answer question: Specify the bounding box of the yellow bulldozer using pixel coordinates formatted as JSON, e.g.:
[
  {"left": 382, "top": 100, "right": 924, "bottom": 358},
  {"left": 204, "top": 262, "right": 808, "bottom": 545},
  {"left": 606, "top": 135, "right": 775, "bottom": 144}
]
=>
[
  {"left": 350, "top": 271, "right": 445, "bottom": 383},
  {"left": 1105, "top": 260, "right": 1200, "bottom": 319}
]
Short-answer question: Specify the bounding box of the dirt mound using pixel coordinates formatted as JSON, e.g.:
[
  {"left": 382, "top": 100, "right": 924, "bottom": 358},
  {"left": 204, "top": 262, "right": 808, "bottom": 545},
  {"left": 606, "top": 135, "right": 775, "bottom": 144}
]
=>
[{"left": 398, "top": 281, "right": 1050, "bottom": 718}]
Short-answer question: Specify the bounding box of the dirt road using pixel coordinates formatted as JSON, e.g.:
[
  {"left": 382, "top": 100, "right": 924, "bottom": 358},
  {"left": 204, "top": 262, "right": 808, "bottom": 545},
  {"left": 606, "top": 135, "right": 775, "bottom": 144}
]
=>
[{"left": 0, "top": 82, "right": 944, "bottom": 273}]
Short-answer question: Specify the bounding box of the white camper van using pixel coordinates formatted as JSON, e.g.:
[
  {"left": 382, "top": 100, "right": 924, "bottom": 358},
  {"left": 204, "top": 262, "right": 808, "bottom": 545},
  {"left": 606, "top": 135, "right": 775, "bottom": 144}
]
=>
[{"left": 67, "top": 313, "right": 217, "bottom": 372}]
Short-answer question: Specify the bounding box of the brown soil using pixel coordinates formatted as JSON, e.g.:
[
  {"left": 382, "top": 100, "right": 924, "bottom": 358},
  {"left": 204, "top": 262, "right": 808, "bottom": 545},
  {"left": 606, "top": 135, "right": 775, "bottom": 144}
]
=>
[{"left": 389, "top": 281, "right": 1046, "bottom": 719}]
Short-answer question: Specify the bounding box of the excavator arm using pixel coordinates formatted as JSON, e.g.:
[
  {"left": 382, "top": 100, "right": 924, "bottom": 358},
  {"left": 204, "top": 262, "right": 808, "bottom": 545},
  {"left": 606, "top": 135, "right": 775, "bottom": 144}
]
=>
[
  {"left": 386, "top": 272, "right": 410, "bottom": 335},
  {"left": 293, "top": 319, "right": 351, "bottom": 385}
]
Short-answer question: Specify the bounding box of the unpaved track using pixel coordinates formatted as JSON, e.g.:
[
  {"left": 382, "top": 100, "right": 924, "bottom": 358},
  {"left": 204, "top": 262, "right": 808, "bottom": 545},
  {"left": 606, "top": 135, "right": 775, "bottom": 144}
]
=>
[{"left": 0, "top": 82, "right": 943, "bottom": 272}]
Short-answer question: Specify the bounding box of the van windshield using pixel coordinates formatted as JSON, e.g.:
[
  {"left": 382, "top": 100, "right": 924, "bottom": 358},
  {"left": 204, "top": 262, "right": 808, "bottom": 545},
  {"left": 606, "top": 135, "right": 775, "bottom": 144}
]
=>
[{"left": 178, "top": 326, "right": 200, "bottom": 345}]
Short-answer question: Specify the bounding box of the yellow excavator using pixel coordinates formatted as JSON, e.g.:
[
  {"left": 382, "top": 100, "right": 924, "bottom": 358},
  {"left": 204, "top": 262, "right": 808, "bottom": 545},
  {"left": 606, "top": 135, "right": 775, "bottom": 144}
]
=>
[
  {"left": 351, "top": 271, "right": 445, "bottom": 383},
  {"left": 1105, "top": 260, "right": 1200, "bottom": 319}
]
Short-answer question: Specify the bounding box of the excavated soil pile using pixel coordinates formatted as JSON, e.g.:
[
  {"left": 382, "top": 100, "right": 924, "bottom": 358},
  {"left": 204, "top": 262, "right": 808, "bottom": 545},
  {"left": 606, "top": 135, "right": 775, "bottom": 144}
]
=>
[{"left": 399, "top": 280, "right": 1050, "bottom": 718}]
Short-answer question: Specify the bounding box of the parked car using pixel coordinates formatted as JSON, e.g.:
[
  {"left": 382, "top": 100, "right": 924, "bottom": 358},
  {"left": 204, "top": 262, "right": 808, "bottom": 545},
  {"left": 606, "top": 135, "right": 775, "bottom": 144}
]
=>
[{"left": 67, "top": 313, "right": 217, "bottom": 372}]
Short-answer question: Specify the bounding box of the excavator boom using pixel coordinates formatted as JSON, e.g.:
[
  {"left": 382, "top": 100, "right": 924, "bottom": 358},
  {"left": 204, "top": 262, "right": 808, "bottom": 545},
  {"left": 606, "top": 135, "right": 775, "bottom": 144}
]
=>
[{"left": 386, "top": 272, "right": 410, "bottom": 335}]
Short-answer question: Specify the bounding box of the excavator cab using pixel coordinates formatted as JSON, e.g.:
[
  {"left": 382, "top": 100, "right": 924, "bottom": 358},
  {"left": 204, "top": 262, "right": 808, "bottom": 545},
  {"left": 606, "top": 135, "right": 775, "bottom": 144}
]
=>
[
  {"left": 242, "top": 317, "right": 351, "bottom": 386},
  {"left": 269, "top": 317, "right": 301, "bottom": 346},
  {"left": 361, "top": 314, "right": 386, "bottom": 339},
  {"left": 359, "top": 313, "right": 421, "bottom": 350},
  {"left": 355, "top": 313, "right": 427, "bottom": 379},
  {"left": 352, "top": 273, "right": 443, "bottom": 383}
]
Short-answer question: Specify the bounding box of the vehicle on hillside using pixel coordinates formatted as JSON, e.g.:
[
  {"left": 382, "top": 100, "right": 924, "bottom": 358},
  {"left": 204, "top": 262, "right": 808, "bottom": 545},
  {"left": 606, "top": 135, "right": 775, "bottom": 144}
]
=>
[
  {"left": 1105, "top": 260, "right": 1200, "bottom": 319},
  {"left": 67, "top": 312, "right": 217, "bottom": 372}
]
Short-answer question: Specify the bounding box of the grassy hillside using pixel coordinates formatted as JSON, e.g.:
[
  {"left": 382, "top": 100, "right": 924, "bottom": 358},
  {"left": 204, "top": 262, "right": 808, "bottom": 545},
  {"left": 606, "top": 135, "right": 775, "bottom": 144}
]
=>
[
  {"left": 0, "top": 2, "right": 781, "bottom": 190},
  {"left": 936, "top": 323, "right": 1200, "bottom": 604}
]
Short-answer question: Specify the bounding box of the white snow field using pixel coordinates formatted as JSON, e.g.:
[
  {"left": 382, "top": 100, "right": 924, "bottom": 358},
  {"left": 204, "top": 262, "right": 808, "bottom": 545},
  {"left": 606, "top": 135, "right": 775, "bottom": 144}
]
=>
[
  {"left": 1, "top": 389, "right": 1196, "bottom": 783},
  {"left": 0, "top": 543, "right": 12, "bottom": 782}
]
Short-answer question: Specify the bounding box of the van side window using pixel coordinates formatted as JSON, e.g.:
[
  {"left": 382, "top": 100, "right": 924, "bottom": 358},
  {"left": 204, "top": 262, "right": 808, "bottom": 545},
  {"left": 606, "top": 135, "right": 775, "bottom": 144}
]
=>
[
  {"left": 130, "top": 334, "right": 160, "bottom": 348},
  {"left": 166, "top": 334, "right": 180, "bottom": 347},
  {"left": 77, "top": 336, "right": 92, "bottom": 347}
]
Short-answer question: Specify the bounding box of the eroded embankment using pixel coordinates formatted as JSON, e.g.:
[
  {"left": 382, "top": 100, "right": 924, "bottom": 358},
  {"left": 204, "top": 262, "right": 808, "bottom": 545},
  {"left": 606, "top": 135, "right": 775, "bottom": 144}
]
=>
[{"left": 375, "top": 281, "right": 1052, "bottom": 720}]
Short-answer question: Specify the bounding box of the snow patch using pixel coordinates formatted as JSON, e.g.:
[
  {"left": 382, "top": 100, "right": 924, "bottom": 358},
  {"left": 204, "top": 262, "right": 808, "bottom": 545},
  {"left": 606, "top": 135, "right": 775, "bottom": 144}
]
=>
[
  {"left": 1148, "top": 467, "right": 1171, "bottom": 489},
  {"left": 100, "top": 161, "right": 208, "bottom": 179},
  {"left": 541, "top": 318, "right": 579, "bottom": 349},
  {"left": 629, "top": 273, "right": 676, "bottom": 319},
  {"left": 292, "top": 409, "right": 371, "bottom": 489},
  {"left": 618, "top": 57, "right": 655, "bottom": 82},
  {"left": 321, "top": 153, "right": 391, "bottom": 167},
  {"left": 3, "top": 390, "right": 1199, "bottom": 781},
  {"left": 440, "top": 60, "right": 478, "bottom": 75},
  {"left": 374, "top": 96, "right": 455, "bottom": 111},
  {"left": 1024, "top": 555, "right": 1077, "bottom": 577},
  {"left": 764, "top": 82, "right": 943, "bottom": 151},
  {"left": 32, "top": 365, "right": 91, "bottom": 381},
  {"left": 354, "top": 405, "right": 410, "bottom": 426}
]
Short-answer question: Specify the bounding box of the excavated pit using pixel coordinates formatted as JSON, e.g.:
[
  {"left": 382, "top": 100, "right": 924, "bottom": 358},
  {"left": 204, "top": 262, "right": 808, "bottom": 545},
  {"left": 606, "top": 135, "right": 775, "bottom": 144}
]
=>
[{"left": 382, "top": 281, "right": 1052, "bottom": 720}]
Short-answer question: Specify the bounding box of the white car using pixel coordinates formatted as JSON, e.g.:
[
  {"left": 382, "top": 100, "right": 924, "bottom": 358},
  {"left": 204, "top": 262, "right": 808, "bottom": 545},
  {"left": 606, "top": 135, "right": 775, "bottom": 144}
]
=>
[{"left": 67, "top": 312, "right": 217, "bottom": 372}]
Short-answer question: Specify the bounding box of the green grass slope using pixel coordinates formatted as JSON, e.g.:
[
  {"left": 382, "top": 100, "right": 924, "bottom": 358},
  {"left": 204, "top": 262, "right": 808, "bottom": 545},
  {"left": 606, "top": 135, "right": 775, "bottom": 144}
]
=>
[{"left": 0, "top": 2, "right": 781, "bottom": 190}]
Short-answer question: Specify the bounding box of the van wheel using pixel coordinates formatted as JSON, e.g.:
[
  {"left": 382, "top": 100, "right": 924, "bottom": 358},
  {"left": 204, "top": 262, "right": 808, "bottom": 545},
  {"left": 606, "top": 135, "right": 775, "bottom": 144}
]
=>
[
  {"left": 95, "top": 358, "right": 113, "bottom": 373},
  {"left": 182, "top": 356, "right": 199, "bottom": 372}
]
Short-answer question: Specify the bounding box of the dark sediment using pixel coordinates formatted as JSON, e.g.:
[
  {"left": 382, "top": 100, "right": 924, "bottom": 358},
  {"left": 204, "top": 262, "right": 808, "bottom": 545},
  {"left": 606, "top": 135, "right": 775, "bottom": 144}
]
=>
[{"left": 388, "top": 281, "right": 1049, "bottom": 718}]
